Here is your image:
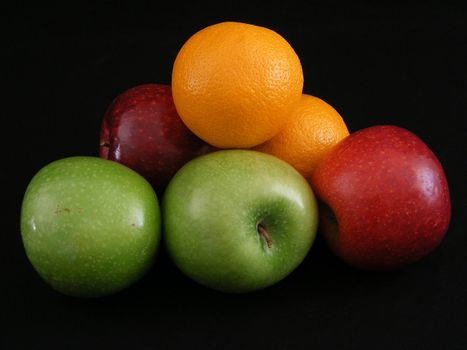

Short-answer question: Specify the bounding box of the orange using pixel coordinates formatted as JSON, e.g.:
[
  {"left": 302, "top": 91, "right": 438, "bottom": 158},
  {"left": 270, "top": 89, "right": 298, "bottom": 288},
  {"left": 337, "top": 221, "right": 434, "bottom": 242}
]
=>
[
  {"left": 254, "top": 94, "right": 349, "bottom": 180},
  {"left": 171, "top": 21, "right": 303, "bottom": 148}
]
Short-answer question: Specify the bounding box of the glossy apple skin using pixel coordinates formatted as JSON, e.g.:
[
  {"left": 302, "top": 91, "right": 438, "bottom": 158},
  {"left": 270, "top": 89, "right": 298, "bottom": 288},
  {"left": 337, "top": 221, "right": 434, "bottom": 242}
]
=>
[
  {"left": 100, "top": 84, "right": 214, "bottom": 194},
  {"left": 311, "top": 125, "right": 451, "bottom": 270},
  {"left": 163, "top": 150, "right": 318, "bottom": 292},
  {"left": 20, "top": 157, "right": 161, "bottom": 297}
]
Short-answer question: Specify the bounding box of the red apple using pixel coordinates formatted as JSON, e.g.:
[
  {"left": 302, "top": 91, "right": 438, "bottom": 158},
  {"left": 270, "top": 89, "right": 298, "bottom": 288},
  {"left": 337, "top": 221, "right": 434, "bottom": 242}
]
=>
[
  {"left": 311, "top": 125, "right": 451, "bottom": 270},
  {"left": 99, "top": 84, "right": 214, "bottom": 193}
]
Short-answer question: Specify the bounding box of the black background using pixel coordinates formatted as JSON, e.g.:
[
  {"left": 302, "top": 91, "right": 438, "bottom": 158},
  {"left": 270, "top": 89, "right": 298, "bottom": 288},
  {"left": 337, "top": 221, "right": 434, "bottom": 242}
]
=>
[{"left": 3, "top": 1, "right": 467, "bottom": 349}]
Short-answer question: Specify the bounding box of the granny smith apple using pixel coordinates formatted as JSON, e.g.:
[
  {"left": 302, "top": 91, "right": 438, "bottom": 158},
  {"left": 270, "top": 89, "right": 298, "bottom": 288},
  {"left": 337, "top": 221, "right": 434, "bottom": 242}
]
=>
[
  {"left": 163, "top": 150, "right": 318, "bottom": 293},
  {"left": 20, "top": 156, "right": 161, "bottom": 297}
]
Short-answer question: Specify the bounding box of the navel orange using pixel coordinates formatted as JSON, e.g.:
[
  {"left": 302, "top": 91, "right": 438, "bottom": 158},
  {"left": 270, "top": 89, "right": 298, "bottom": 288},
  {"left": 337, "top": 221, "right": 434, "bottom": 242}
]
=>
[
  {"left": 172, "top": 21, "right": 303, "bottom": 148},
  {"left": 254, "top": 94, "right": 349, "bottom": 181}
]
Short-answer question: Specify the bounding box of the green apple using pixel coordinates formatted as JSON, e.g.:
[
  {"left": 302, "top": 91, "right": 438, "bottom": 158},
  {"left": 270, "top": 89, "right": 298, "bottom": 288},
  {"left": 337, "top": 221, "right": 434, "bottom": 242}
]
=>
[
  {"left": 163, "top": 150, "right": 318, "bottom": 293},
  {"left": 20, "top": 156, "right": 161, "bottom": 297}
]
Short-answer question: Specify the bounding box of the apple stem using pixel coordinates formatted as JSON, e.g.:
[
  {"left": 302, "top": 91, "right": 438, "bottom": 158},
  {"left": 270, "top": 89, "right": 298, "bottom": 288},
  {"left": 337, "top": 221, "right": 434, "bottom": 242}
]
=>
[{"left": 258, "top": 224, "right": 273, "bottom": 249}]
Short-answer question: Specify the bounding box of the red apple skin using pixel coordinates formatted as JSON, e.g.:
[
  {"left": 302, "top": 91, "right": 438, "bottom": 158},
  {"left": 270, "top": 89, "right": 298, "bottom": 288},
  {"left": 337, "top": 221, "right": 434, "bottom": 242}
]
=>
[
  {"left": 311, "top": 125, "right": 451, "bottom": 270},
  {"left": 100, "top": 84, "right": 215, "bottom": 194}
]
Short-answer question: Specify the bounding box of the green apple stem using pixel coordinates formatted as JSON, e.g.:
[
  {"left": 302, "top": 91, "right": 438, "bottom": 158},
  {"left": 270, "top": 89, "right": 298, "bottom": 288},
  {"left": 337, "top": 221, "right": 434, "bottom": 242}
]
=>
[{"left": 258, "top": 224, "right": 273, "bottom": 249}]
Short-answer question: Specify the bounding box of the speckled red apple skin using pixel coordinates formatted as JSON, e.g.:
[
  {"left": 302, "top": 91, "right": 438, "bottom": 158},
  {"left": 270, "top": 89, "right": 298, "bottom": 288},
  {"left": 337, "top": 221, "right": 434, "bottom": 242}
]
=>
[
  {"left": 100, "top": 84, "right": 214, "bottom": 194},
  {"left": 311, "top": 125, "right": 451, "bottom": 270}
]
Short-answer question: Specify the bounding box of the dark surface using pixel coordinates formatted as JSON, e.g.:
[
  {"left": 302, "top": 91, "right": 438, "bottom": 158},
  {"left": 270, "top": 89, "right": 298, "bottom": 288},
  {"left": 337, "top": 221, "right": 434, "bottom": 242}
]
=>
[{"left": 3, "top": 2, "right": 466, "bottom": 349}]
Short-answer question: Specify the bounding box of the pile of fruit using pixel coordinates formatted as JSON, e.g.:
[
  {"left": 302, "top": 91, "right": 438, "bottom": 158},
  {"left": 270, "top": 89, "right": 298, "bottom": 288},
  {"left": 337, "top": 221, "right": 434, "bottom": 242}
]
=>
[{"left": 20, "top": 22, "right": 451, "bottom": 297}]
